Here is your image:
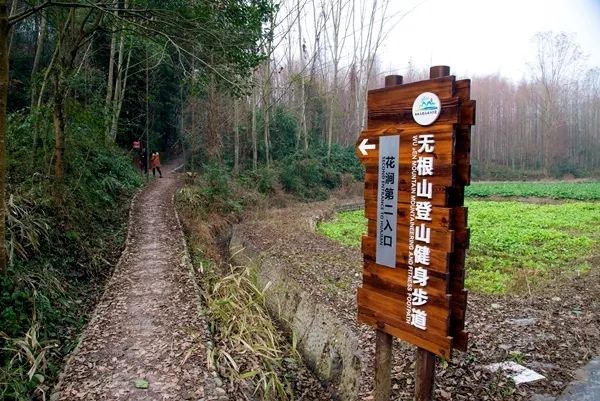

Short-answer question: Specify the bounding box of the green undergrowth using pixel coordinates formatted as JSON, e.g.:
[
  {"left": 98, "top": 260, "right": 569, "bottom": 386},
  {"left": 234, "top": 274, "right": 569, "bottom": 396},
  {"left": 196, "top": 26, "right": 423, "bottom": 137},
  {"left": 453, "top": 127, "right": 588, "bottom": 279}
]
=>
[
  {"left": 194, "top": 145, "right": 363, "bottom": 203},
  {"left": 1, "top": 106, "right": 142, "bottom": 400},
  {"left": 317, "top": 201, "right": 600, "bottom": 295},
  {"left": 277, "top": 146, "right": 363, "bottom": 200},
  {"left": 465, "top": 200, "right": 599, "bottom": 293},
  {"left": 466, "top": 181, "right": 600, "bottom": 200},
  {"left": 316, "top": 209, "right": 366, "bottom": 248},
  {"left": 176, "top": 188, "right": 301, "bottom": 401}
]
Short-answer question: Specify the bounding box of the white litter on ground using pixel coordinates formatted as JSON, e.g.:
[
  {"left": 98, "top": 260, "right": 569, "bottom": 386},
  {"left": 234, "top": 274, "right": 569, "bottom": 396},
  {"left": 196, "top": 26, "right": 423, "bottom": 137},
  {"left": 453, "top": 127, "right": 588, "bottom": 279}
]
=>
[{"left": 487, "top": 361, "right": 546, "bottom": 385}]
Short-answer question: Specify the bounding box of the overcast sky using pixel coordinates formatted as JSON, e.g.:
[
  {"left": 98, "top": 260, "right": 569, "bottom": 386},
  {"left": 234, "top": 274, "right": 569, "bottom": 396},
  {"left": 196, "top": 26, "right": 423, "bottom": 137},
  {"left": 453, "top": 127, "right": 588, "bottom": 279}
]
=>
[{"left": 379, "top": 0, "right": 600, "bottom": 81}]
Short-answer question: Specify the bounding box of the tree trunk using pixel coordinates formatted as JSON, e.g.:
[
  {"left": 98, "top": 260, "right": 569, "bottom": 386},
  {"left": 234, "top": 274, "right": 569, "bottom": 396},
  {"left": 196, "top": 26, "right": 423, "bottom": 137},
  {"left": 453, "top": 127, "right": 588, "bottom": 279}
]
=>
[
  {"left": 104, "top": 27, "right": 116, "bottom": 140},
  {"left": 263, "top": 60, "right": 270, "bottom": 167},
  {"left": 180, "top": 85, "right": 186, "bottom": 171},
  {"left": 144, "top": 45, "right": 149, "bottom": 179},
  {"left": 206, "top": 78, "right": 222, "bottom": 163},
  {"left": 297, "top": 0, "right": 308, "bottom": 152},
  {"left": 0, "top": 0, "right": 9, "bottom": 273},
  {"left": 30, "top": 12, "right": 47, "bottom": 108},
  {"left": 251, "top": 89, "right": 257, "bottom": 171},
  {"left": 108, "top": 39, "right": 130, "bottom": 142},
  {"left": 327, "top": 68, "right": 337, "bottom": 159},
  {"left": 52, "top": 70, "right": 66, "bottom": 183},
  {"left": 6, "top": 0, "right": 16, "bottom": 55},
  {"left": 51, "top": 8, "right": 76, "bottom": 187},
  {"left": 233, "top": 98, "right": 239, "bottom": 175},
  {"left": 36, "top": 38, "right": 59, "bottom": 108},
  {"left": 106, "top": 0, "right": 128, "bottom": 143}
]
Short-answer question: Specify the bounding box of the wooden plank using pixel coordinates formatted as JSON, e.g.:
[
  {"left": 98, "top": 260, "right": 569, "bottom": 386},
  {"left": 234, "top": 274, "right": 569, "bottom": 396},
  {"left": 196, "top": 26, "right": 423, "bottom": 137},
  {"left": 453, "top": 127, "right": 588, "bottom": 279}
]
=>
[
  {"left": 449, "top": 270, "right": 466, "bottom": 293},
  {"left": 455, "top": 161, "right": 471, "bottom": 186},
  {"left": 453, "top": 228, "right": 470, "bottom": 249},
  {"left": 366, "top": 172, "right": 454, "bottom": 188},
  {"left": 359, "top": 285, "right": 451, "bottom": 334},
  {"left": 368, "top": 76, "right": 455, "bottom": 108},
  {"left": 355, "top": 124, "right": 456, "bottom": 166},
  {"left": 362, "top": 235, "right": 451, "bottom": 273},
  {"left": 455, "top": 79, "right": 470, "bottom": 100},
  {"left": 374, "top": 330, "right": 393, "bottom": 401},
  {"left": 358, "top": 124, "right": 456, "bottom": 140},
  {"left": 365, "top": 183, "right": 450, "bottom": 207},
  {"left": 369, "top": 100, "right": 460, "bottom": 127},
  {"left": 365, "top": 163, "right": 455, "bottom": 186},
  {"left": 361, "top": 150, "right": 456, "bottom": 168},
  {"left": 452, "top": 207, "right": 468, "bottom": 229},
  {"left": 358, "top": 308, "right": 453, "bottom": 359},
  {"left": 456, "top": 130, "right": 471, "bottom": 154},
  {"left": 365, "top": 201, "right": 453, "bottom": 229},
  {"left": 453, "top": 331, "right": 469, "bottom": 352},
  {"left": 363, "top": 219, "right": 455, "bottom": 252},
  {"left": 362, "top": 261, "right": 450, "bottom": 303},
  {"left": 459, "top": 100, "right": 476, "bottom": 126},
  {"left": 415, "top": 348, "right": 436, "bottom": 401},
  {"left": 447, "top": 186, "right": 465, "bottom": 207},
  {"left": 357, "top": 286, "right": 450, "bottom": 333},
  {"left": 450, "top": 290, "right": 467, "bottom": 317}
]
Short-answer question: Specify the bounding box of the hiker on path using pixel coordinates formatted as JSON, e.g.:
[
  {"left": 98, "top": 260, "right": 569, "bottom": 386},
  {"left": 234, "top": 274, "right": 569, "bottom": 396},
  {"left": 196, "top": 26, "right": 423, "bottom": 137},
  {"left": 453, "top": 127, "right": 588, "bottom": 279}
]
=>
[{"left": 151, "top": 152, "right": 162, "bottom": 178}]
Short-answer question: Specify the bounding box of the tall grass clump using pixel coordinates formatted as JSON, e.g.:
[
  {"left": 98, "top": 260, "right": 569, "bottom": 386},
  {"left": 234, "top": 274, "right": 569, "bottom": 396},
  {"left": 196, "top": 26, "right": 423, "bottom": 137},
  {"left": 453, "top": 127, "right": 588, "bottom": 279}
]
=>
[
  {"left": 177, "top": 186, "right": 301, "bottom": 400},
  {"left": 202, "top": 264, "right": 297, "bottom": 400}
]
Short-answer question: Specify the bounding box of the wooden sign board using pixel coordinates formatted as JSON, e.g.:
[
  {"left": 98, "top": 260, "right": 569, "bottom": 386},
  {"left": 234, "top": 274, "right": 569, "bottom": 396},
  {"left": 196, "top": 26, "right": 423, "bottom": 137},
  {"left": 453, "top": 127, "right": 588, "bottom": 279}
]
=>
[{"left": 356, "top": 74, "right": 475, "bottom": 360}]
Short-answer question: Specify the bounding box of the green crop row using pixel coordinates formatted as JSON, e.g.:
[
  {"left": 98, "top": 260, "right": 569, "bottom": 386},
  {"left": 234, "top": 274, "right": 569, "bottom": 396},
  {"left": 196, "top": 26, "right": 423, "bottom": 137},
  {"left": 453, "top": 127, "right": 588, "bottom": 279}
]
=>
[{"left": 465, "top": 181, "right": 600, "bottom": 200}]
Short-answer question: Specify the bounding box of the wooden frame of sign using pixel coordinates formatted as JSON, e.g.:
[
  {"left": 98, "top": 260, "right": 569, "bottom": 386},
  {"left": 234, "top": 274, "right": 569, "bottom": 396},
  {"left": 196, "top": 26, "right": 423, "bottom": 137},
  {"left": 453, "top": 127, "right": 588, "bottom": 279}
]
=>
[{"left": 355, "top": 66, "right": 475, "bottom": 401}]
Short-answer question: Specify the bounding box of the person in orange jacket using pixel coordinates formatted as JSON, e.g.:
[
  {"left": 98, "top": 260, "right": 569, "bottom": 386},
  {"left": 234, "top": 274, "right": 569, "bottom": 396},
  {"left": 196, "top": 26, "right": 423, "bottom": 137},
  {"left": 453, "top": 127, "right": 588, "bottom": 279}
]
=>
[{"left": 151, "top": 152, "right": 162, "bottom": 178}]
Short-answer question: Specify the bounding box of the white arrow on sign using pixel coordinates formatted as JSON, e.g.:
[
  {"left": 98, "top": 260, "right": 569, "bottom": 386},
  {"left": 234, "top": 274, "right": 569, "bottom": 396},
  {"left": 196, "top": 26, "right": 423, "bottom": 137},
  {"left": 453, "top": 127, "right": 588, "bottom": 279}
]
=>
[{"left": 358, "top": 138, "right": 376, "bottom": 155}]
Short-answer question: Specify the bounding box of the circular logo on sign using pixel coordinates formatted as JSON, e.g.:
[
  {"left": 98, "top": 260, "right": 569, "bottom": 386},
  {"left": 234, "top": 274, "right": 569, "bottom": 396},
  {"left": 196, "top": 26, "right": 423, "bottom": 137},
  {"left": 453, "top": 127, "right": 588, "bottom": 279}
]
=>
[{"left": 412, "top": 92, "right": 441, "bottom": 126}]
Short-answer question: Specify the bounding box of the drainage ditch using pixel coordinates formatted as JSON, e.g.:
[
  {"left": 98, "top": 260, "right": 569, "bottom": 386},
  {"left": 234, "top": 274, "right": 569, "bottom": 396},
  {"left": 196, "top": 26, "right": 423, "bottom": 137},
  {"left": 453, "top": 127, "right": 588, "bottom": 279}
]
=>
[{"left": 179, "top": 209, "right": 340, "bottom": 401}]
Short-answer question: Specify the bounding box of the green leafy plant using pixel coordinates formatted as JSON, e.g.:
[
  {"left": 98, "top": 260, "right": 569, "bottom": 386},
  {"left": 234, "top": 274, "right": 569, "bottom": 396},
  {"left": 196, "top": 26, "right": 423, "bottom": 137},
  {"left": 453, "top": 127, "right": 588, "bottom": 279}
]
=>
[
  {"left": 465, "top": 181, "right": 600, "bottom": 200},
  {"left": 317, "top": 200, "right": 600, "bottom": 295},
  {"left": 1, "top": 312, "right": 58, "bottom": 401}
]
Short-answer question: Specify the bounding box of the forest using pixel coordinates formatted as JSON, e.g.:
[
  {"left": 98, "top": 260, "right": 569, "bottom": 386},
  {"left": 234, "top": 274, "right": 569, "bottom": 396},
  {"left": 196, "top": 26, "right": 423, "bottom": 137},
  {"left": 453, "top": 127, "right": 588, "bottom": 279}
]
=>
[{"left": 0, "top": 0, "right": 599, "bottom": 400}]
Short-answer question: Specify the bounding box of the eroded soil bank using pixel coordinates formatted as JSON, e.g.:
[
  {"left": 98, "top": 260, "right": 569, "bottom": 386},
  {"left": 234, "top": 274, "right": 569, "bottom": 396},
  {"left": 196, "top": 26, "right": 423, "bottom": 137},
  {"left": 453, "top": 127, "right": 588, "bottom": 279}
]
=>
[{"left": 232, "top": 197, "right": 600, "bottom": 401}]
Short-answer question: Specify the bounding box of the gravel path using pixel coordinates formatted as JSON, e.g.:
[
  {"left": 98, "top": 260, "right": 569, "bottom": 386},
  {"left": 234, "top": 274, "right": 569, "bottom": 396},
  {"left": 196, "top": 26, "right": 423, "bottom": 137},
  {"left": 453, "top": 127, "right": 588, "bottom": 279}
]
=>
[{"left": 52, "top": 167, "right": 227, "bottom": 401}]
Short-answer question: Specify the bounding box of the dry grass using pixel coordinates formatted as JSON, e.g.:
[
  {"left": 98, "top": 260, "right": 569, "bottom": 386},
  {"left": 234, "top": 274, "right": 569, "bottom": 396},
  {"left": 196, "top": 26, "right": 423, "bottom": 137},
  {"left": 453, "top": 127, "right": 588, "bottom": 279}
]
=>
[
  {"left": 0, "top": 307, "right": 58, "bottom": 401},
  {"left": 177, "top": 190, "right": 299, "bottom": 400}
]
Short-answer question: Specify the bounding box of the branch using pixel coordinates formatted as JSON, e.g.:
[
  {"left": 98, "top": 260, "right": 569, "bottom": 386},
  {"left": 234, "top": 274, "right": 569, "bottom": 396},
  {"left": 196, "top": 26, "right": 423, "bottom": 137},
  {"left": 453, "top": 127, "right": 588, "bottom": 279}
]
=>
[{"left": 8, "top": 0, "right": 54, "bottom": 26}]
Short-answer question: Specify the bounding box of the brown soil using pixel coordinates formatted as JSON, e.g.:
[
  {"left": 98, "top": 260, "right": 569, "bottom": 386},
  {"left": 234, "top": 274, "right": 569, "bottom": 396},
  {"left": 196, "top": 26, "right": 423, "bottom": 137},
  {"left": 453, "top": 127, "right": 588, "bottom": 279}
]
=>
[
  {"left": 234, "top": 197, "right": 600, "bottom": 401},
  {"left": 51, "top": 167, "right": 227, "bottom": 401}
]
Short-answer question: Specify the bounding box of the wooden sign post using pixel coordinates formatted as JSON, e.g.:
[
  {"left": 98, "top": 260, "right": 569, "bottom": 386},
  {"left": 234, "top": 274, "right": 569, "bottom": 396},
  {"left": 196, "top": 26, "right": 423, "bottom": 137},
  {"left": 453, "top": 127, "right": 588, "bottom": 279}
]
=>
[{"left": 356, "top": 66, "right": 475, "bottom": 400}]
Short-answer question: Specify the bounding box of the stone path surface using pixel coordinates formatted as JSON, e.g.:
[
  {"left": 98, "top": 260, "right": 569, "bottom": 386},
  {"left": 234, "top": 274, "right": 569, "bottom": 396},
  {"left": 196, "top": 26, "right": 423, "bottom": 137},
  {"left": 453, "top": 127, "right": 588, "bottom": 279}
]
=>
[
  {"left": 52, "top": 167, "right": 226, "bottom": 401},
  {"left": 557, "top": 358, "right": 600, "bottom": 401}
]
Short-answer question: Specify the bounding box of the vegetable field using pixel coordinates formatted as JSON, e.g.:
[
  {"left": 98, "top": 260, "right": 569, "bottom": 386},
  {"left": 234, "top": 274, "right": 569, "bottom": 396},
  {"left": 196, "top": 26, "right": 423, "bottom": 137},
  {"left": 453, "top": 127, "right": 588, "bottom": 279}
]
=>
[
  {"left": 318, "top": 182, "right": 600, "bottom": 294},
  {"left": 465, "top": 180, "right": 600, "bottom": 200}
]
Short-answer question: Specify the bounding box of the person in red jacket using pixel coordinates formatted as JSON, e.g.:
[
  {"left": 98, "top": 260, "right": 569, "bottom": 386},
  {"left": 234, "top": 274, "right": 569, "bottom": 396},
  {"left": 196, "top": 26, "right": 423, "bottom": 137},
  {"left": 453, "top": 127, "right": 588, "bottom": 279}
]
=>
[{"left": 151, "top": 152, "right": 162, "bottom": 178}]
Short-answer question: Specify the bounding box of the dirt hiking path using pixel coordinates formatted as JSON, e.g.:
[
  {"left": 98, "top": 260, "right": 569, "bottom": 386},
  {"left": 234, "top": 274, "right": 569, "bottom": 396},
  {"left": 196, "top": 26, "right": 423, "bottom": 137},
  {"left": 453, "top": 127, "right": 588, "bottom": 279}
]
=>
[{"left": 52, "top": 166, "right": 227, "bottom": 401}]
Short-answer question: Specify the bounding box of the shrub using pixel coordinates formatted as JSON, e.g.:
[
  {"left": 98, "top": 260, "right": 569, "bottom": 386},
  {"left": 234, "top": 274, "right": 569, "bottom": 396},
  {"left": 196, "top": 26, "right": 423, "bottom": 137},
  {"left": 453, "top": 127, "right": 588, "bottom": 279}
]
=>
[
  {"left": 1, "top": 105, "right": 142, "bottom": 399},
  {"left": 238, "top": 167, "right": 277, "bottom": 195}
]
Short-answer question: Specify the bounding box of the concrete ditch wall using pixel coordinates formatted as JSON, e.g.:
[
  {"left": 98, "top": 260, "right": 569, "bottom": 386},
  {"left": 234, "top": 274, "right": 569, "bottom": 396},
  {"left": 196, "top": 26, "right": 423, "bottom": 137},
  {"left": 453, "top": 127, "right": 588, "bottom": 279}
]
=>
[{"left": 230, "top": 230, "right": 363, "bottom": 401}]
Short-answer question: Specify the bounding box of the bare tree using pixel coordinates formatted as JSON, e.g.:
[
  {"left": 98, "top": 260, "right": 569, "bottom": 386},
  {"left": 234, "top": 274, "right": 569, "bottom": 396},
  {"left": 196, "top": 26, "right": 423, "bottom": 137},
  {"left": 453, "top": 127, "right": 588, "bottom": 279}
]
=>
[
  {"left": 324, "top": 0, "right": 351, "bottom": 157},
  {"left": 531, "top": 31, "right": 585, "bottom": 173}
]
